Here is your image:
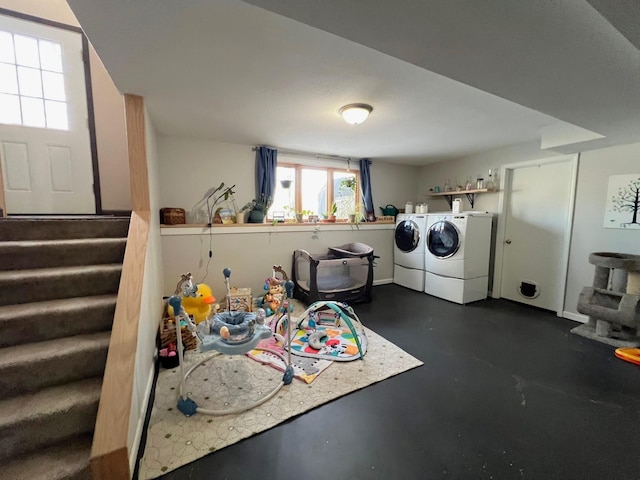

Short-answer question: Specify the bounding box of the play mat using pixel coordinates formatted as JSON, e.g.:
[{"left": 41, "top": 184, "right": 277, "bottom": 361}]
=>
[
  {"left": 247, "top": 300, "right": 368, "bottom": 383},
  {"left": 138, "top": 314, "right": 423, "bottom": 479}
]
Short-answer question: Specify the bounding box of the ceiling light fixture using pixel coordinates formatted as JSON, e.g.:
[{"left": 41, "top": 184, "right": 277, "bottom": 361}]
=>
[{"left": 339, "top": 103, "right": 373, "bottom": 125}]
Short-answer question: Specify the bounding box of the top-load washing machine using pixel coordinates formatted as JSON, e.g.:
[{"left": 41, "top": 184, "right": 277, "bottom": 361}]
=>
[
  {"left": 393, "top": 213, "right": 429, "bottom": 291},
  {"left": 424, "top": 212, "right": 493, "bottom": 304}
]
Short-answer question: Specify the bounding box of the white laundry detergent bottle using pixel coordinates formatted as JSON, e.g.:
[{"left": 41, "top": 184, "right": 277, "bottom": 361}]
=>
[
  {"left": 405, "top": 201, "right": 414, "bottom": 214},
  {"left": 452, "top": 198, "right": 463, "bottom": 214}
]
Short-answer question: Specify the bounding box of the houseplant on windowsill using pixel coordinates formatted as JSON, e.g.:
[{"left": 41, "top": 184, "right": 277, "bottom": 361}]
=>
[
  {"left": 242, "top": 195, "right": 270, "bottom": 223},
  {"left": 321, "top": 203, "right": 338, "bottom": 223},
  {"left": 284, "top": 206, "right": 313, "bottom": 223}
]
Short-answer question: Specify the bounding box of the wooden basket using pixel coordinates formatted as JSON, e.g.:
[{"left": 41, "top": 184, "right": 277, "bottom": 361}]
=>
[
  {"left": 160, "top": 316, "right": 198, "bottom": 350},
  {"left": 160, "top": 208, "right": 186, "bottom": 225}
]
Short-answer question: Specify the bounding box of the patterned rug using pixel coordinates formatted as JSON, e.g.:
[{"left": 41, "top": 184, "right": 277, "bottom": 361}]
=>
[{"left": 138, "top": 311, "right": 423, "bottom": 479}]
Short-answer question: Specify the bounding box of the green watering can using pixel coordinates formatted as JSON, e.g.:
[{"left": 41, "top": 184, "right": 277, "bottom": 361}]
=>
[{"left": 379, "top": 204, "right": 399, "bottom": 216}]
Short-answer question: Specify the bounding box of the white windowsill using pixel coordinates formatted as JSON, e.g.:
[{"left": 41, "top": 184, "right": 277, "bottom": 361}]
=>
[{"left": 160, "top": 221, "right": 395, "bottom": 236}]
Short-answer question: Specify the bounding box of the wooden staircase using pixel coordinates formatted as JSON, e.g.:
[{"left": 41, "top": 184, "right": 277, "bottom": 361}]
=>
[{"left": 0, "top": 217, "right": 129, "bottom": 480}]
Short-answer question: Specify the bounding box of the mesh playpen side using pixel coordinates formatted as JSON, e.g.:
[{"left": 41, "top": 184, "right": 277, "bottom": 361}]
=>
[{"left": 291, "top": 243, "right": 375, "bottom": 304}]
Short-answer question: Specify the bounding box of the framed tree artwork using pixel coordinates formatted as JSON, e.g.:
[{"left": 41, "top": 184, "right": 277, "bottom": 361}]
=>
[{"left": 604, "top": 174, "right": 640, "bottom": 229}]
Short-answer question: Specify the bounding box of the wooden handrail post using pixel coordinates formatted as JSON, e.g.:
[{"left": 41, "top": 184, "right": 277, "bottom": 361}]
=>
[{"left": 90, "top": 94, "right": 151, "bottom": 479}]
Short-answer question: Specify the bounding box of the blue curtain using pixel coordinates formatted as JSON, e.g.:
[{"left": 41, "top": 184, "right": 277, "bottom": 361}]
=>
[
  {"left": 255, "top": 147, "right": 277, "bottom": 207},
  {"left": 359, "top": 158, "right": 375, "bottom": 220}
]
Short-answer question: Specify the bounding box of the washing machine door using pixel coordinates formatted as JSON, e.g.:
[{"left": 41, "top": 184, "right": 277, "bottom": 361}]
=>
[
  {"left": 427, "top": 220, "right": 460, "bottom": 258},
  {"left": 395, "top": 219, "right": 421, "bottom": 253}
]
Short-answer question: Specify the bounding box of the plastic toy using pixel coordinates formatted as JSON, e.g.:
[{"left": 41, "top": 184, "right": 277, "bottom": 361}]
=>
[
  {"left": 167, "top": 274, "right": 217, "bottom": 324},
  {"left": 258, "top": 265, "right": 292, "bottom": 316},
  {"left": 171, "top": 269, "right": 295, "bottom": 417},
  {"left": 615, "top": 347, "right": 640, "bottom": 366},
  {"left": 287, "top": 300, "right": 368, "bottom": 361}
]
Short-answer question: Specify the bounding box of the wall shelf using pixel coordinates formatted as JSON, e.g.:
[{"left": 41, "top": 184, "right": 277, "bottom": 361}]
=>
[{"left": 426, "top": 188, "right": 496, "bottom": 208}]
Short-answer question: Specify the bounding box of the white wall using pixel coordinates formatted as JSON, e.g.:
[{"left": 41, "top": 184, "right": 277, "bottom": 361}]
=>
[
  {"left": 369, "top": 160, "right": 420, "bottom": 215},
  {"left": 0, "top": 0, "right": 131, "bottom": 211},
  {"left": 417, "top": 141, "right": 555, "bottom": 213},
  {"left": 161, "top": 225, "right": 394, "bottom": 299},
  {"left": 156, "top": 136, "right": 420, "bottom": 295},
  {"left": 128, "top": 108, "right": 164, "bottom": 471},
  {"left": 157, "top": 136, "right": 255, "bottom": 221},
  {"left": 157, "top": 135, "right": 420, "bottom": 221},
  {"left": 417, "top": 141, "right": 640, "bottom": 317},
  {"left": 565, "top": 143, "right": 640, "bottom": 316}
]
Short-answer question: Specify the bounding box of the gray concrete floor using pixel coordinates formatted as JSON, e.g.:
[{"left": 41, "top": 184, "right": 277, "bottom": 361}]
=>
[{"left": 140, "top": 284, "right": 640, "bottom": 480}]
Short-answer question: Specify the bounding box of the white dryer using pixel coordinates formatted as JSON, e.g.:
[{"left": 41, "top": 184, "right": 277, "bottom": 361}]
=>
[
  {"left": 393, "top": 213, "right": 429, "bottom": 291},
  {"left": 424, "top": 212, "right": 493, "bottom": 304}
]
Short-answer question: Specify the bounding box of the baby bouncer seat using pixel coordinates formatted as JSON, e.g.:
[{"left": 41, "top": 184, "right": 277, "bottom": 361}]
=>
[{"left": 292, "top": 242, "right": 376, "bottom": 304}]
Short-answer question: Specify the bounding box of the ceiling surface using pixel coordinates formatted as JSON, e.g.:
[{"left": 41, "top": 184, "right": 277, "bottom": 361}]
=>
[{"left": 67, "top": 0, "right": 640, "bottom": 165}]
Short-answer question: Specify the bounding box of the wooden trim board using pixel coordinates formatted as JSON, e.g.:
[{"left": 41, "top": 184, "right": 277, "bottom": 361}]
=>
[{"left": 90, "top": 93, "right": 151, "bottom": 479}]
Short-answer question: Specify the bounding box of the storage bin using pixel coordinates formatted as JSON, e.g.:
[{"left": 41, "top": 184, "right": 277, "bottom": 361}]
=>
[{"left": 160, "top": 208, "right": 186, "bottom": 225}]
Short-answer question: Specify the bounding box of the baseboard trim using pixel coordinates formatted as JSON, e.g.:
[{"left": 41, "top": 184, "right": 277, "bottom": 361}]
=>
[
  {"left": 563, "top": 311, "right": 588, "bottom": 323},
  {"left": 129, "top": 361, "right": 156, "bottom": 474},
  {"left": 373, "top": 278, "right": 393, "bottom": 286}
]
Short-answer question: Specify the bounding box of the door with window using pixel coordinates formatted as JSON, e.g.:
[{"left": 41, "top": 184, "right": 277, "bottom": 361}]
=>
[{"left": 0, "top": 14, "right": 95, "bottom": 214}]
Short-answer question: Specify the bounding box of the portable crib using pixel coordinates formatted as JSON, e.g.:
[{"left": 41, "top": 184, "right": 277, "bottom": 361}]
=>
[{"left": 292, "top": 242, "right": 375, "bottom": 304}]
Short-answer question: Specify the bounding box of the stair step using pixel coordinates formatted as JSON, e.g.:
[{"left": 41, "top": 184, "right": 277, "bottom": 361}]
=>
[
  {"left": 0, "top": 332, "right": 110, "bottom": 400},
  {"left": 2, "top": 433, "right": 92, "bottom": 480},
  {"left": 0, "top": 238, "right": 127, "bottom": 270},
  {"left": 0, "top": 377, "right": 101, "bottom": 461},
  {"left": 0, "top": 217, "right": 130, "bottom": 241},
  {"left": 0, "top": 264, "right": 122, "bottom": 306},
  {"left": 0, "top": 295, "right": 117, "bottom": 348}
]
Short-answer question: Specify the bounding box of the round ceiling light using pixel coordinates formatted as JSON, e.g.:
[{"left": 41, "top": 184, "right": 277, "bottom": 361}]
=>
[{"left": 339, "top": 103, "right": 373, "bottom": 125}]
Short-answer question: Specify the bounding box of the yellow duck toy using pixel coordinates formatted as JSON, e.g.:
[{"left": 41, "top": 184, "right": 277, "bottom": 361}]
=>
[{"left": 168, "top": 283, "right": 217, "bottom": 324}]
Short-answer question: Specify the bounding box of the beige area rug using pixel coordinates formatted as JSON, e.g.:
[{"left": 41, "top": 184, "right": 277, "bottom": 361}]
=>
[{"left": 139, "top": 311, "right": 423, "bottom": 479}]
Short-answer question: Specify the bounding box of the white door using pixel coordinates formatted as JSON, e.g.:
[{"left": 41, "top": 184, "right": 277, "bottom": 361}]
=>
[
  {"left": 0, "top": 14, "right": 95, "bottom": 214},
  {"left": 498, "top": 156, "right": 577, "bottom": 313}
]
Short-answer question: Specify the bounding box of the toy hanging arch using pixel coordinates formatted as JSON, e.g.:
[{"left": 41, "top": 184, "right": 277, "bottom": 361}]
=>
[{"left": 286, "top": 301, "right": 368, "bottom": 361}]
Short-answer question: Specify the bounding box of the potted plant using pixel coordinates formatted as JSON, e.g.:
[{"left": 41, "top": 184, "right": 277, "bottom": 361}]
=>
[
  {"left": 285, "top": 206, "right": 313, "bottom": 222},
  {"left": 340, "top": 177, "right": 357, "bottom": 191},
  {"left": 241, "top": 195, "right": 270, "bottom": 223},
  {"left": 322, "top": 203, "right": 338, "bottom": 222},
  {"left": 348, "top": 202, "right": 365, "bottom": 223}
]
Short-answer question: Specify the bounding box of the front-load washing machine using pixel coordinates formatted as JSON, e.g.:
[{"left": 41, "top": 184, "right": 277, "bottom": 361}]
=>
[
  {"left": 393, "top": 213, "right": 429, "bottom": 291},
  {"left": 424, "top": 212, "right": 493, "bottom": 303}
]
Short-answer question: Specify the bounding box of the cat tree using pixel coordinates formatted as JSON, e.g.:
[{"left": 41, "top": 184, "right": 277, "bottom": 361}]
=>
[{"left": 572, "top": 252, "right": 640, "bottom": 347}]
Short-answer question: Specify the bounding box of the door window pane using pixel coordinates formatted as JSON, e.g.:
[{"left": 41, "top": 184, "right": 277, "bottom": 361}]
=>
[
  {"left": 0, "top": 31, "right": 15, "bottom": 63},
  {"left": 0, "top": 31, "right": 69, "bottom": 130},
  {"left": 21, "top": 96, "right": 45, "bottom": 127},
  {"left": 45, "top": 100, "right": 68, "bottom": 130},
  {"left": 42, "top": 71, "right": 65, "bottom": 101},
  {"left": 0, "top": 63, "right": 19, "bottom": 94},
  {"left": 0, "top": 93, "right": 21, "bottom": 124},
  {"left": 39, "top": 40, "right": 63, "bottom": 72},
  {"left": 17, "top": 66, "right": 43, "bottom": 97},
  {"left": 14, "top": 35, "right": 40, "bottom": 68}
]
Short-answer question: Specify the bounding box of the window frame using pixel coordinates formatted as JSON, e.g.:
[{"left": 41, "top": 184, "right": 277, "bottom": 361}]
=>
[{"left": 269, "top": 162, "right": 360, "bottom": 221}]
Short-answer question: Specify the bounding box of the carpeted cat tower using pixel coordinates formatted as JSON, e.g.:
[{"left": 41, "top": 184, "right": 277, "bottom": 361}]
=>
[{"left": 572, "top": 252, "right": 640, "bottom": 347}]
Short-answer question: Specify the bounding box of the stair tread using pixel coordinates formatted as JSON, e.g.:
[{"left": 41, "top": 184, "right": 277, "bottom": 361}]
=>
[
  {"left": 0, "top": 331, "right": 111, "bottom": 366},
  {"left": 0, "top": 376, "right": 102, "bottom": 428},
  {"left": 0, "top": 294, "right": 117, "bottom": 321},
  {"left": 0, "top": 263, "right": 122, "bottom": 281},
  {"left": 2, "top": 434, "right": 91, "bottom": 480},
  {"left": 0, "top": 237, "right": 126, "bottom": 248}
]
